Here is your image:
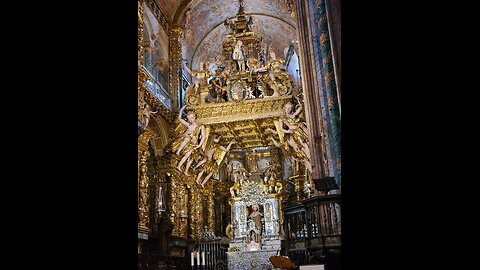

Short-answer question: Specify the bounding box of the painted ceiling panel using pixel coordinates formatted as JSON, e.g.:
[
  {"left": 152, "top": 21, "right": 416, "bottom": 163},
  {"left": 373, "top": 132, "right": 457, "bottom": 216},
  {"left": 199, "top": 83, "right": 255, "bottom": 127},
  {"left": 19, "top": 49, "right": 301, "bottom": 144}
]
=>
[
  {"left": 191, "top": 15, "right": 296, "bottom": 70},
  {"left": 182, "top": 0, "right": 296, "bottom": 69}
]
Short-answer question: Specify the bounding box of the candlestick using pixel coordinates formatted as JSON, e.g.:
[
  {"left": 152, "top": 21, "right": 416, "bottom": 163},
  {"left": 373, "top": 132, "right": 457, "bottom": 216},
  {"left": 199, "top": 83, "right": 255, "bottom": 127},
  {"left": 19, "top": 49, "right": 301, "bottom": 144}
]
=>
[
  {"left": 197, "top": 251, "right": 200, "bottom": 265},
  {"left": 191, "top": 251, "right": 194, "bottom": 266},
  {"left": 202, "top": 251, "right": 205, "bottom": 266}
]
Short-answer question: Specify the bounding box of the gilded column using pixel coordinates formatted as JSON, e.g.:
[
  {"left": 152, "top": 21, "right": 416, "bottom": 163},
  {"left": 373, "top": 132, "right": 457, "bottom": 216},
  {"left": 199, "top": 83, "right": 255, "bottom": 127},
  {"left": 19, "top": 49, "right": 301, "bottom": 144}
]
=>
[
  {"left": 187, "top": 184, "right": 194, "bottom": 239},
  {"left": 178, "top": 185, "right": 188, "bottom": 238},
  {"left": 138, "top": 0, "right": 145, "bottom": 67},
  {"left": 169, "top": 26, "right": 183, "bottom": 110},
  {"left": 294, "top": 174, "right": 304, "bottom": 203},
  {"left": 138, "top": 0, "right": 146, "bottom": 123},
  {"left": 188, "top": 184, "right": 203, "bottom": 240},
  {"left": 139, "top": 149, "right": 150, "bottom": 230},
  {"left": 139, "top": 130, "right": 154, "bottom": 232},
  {"left": 168, "top": 169, "right": 180, "bottom": 236},
  {"left": 278, "top": 196, "right": 286, "bottom": 237},
  {"left": 207, "top": 193, "right": 215, "bottom": 233}
]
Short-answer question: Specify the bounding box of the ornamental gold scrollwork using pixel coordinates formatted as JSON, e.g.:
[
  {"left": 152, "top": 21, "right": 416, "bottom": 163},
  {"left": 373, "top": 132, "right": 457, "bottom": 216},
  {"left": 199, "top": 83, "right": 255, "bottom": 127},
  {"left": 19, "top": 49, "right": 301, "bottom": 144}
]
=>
[
  {"left": 139, "top": 150, "right": 151, "bottom": 228},
  {"left": 168, "top": 26, "right": 183, "bottom": 109}
]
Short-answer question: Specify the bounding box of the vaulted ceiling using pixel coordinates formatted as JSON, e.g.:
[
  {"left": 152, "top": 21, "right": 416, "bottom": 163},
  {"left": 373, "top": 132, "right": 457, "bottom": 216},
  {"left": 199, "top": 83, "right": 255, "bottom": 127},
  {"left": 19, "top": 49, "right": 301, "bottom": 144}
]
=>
[{"left": 155, "top": 0, "right": 297, "bottom": 69}]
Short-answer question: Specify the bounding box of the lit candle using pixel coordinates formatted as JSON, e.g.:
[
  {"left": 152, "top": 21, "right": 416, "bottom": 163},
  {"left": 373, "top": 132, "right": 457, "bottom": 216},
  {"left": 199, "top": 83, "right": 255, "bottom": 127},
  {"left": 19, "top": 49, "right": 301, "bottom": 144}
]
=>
[
  {"left": 202, "top": 252, "right": 205, "bottom": 266},
  {"left": 197, "top": 251, "right": 200, "bottom": 265},
  {"left": 191, "top": 251, "right": 194, "bottom": 266}
]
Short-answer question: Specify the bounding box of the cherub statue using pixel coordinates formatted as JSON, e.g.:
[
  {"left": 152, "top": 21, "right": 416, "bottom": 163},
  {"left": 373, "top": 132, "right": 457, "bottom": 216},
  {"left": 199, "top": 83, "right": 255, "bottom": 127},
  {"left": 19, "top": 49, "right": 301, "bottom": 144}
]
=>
[
  {"left": 194, "top": 135, "right": 236, "bottom": 188},
  {"left": 171, "top": 105, "right": 207, "bottom": 176},
  {"left": 141, "top": 103, "right": 157, "bottom": 130}
]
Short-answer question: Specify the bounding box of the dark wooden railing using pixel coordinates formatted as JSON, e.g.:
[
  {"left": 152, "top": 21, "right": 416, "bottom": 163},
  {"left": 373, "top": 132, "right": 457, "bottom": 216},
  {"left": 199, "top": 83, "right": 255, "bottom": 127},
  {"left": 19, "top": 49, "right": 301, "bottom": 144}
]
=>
[{"left": 283, "top": 193, "right": 341, "bottom": 266}]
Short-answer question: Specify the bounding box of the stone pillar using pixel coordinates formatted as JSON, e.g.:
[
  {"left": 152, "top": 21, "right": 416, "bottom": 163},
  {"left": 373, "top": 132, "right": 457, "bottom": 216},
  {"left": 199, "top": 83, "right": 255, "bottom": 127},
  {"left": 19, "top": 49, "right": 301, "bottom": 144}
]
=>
[
  {"left": 325, "top": 0, "right": 341, "bottom": 107},
  {"left": 310, "top": 0, "right": 341, "bottom": 186},
  {"left": 293, "top": 0, "right": 328, "bottom": 182},
  {"left": 169, "top": 26, "right": 183, "bottom": 110},
  {"left": 293, "top": 0, "right": 341, "bottom": 186}
]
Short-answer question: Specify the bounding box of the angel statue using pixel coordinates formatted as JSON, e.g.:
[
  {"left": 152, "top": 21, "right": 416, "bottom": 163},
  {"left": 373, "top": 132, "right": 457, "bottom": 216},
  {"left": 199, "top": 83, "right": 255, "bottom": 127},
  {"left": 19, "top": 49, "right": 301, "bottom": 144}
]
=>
[
  {"left": 184, "top": 61, "right": 212, "bottom": 105},
  {"left": 263, "top": 46, "right": 291, "bottom": 97},
  {"left": 266, "top": 97, "right": 312, "bottom": 174},
  {"left": 171, "top": 105, "right": 206, "bottom": 176},
  {"left": 194, "top": 135, "right": 236, "bottom": 188},
  {"left": 184, "top": 61, "right": 211, "bottom": 87}
]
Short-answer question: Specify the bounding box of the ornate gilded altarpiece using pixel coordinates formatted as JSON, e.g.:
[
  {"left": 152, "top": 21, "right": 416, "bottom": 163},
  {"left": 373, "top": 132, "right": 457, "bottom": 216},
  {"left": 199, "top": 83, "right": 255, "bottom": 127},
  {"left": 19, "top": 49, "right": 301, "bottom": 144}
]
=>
[{"left": 138, "top": 1, "right": 316, "bottom": 268}]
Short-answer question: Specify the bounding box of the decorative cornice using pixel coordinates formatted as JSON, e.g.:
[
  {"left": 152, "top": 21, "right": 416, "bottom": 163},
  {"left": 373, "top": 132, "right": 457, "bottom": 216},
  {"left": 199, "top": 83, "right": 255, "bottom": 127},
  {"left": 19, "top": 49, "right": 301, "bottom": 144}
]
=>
[{"left": 191, "top": 96, "right": 291, "bottom": 125}]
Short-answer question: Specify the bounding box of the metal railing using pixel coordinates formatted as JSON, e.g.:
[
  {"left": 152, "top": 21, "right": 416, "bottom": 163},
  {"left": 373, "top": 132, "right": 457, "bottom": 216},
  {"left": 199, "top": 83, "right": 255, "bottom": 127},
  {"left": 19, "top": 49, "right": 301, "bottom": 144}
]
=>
[
  {"left": 196, "top": 239, "right": 228, "bottom": 270},
  {"left": 138, "top": 254, "right": 189, "bottom": 270}
]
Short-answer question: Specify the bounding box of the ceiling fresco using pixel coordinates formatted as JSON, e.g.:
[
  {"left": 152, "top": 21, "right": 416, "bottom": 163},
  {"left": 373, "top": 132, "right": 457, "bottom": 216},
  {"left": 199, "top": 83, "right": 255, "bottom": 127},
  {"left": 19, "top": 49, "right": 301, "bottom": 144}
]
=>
[
  {"left": 180, "top": 0, "right": 297, "bottom": 69},
  {"left": 152, "top": 0, "right": 297, "bottom": 69},
  {"left": 190, "top": 15, "right": 296, "bottom": 70}
]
